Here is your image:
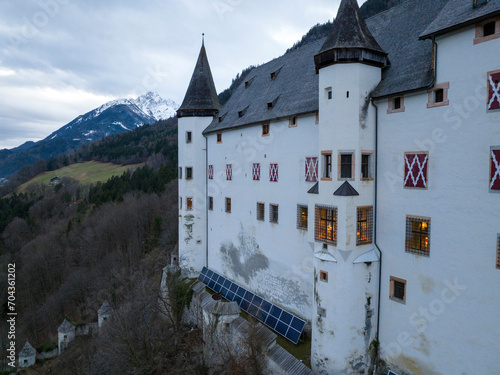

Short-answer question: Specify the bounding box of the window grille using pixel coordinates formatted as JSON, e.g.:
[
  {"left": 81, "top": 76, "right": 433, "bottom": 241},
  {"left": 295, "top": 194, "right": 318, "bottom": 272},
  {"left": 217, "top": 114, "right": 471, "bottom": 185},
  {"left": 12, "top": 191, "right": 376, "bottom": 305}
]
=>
[
  {"left": 297, "top": 205, "right": 308, "bottom": 230},
  {"left": 405, "top": 216, "right": 430, "bottom": 256},
  {"left": 256, "top": 203, "right": 265, "bottom": 221},
  {"left": 357, "top": 206, "right": 373, "bottom": 245},
  {"left": 315, "top": 205, "right": 337, "bottom": 245},
  {"left": 390, "top": 276, "right": 406, "bottom": 303}
]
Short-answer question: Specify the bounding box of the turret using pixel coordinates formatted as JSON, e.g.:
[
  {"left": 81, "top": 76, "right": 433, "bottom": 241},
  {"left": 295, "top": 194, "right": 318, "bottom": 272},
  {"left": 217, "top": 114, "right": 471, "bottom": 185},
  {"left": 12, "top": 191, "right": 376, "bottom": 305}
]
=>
[
  {"left": 310, "top": 1, "right": 385, "bottom": 373},
  {"left": 178, "top": 38, "right": 220, "bottom": 277}
]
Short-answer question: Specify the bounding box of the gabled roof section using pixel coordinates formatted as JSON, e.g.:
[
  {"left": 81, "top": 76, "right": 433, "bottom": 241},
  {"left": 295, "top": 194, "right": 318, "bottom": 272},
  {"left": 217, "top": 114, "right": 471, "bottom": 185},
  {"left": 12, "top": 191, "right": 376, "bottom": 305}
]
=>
[
  {"left": 334, "top": 181, "right": 359, "bottom": 196},
  {"left": 178, "top": 43, "right": 221, "bottom": 118},
  {"left": 420, "top": 0, "right": 500, "bottom": 39},
  {"left": 315, "top": 0, "right": 388, "bottom": 70},
  {"left": 368, "top": 0, "right": 450, "bottom": 98},
  {"left": 20, "top": 341, "right": 36, "bottom": 357},
  {"left": 203, "top": 39, "right": 322, "bottom": 135}
]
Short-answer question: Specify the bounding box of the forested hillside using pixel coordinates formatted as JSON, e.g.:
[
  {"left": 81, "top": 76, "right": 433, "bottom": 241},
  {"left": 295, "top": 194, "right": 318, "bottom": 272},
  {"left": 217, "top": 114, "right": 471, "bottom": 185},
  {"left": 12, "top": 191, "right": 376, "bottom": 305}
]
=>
[{"left": 0, "top": 117, "right": 177, "bottom": 198}]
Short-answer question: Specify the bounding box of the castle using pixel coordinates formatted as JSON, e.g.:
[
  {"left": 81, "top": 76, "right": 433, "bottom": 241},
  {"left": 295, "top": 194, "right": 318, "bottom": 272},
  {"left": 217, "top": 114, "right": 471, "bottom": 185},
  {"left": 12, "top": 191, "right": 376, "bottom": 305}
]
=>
[{"left": 177, "top": 0, "right": 500, "bottom": 373}]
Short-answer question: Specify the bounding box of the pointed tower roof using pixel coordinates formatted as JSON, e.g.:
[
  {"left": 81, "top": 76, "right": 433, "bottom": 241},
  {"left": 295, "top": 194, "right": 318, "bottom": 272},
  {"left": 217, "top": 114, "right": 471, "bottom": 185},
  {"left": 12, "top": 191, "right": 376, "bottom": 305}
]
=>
[
  {"left": 19, "top": 341, "right": 36, "bottom": 357},
  {"left": 58, "top": 318, "right": 75, "bottom": 333},
  {"left": 315, "top": 0, "right": 388, "bottom": 70},
  {"left": 98, "top": 300, "right": 113, "bottom": 315},
  {"left": 177, "top": 41, "right": 221, "bottom": 118}
]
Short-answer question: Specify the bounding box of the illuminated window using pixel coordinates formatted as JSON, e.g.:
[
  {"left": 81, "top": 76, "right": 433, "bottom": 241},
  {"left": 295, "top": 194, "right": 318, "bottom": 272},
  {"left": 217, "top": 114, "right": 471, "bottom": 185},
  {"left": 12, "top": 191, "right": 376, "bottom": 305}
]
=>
[
  {"left": 270, "top": 204, "right": 279, "bottom": 223},
  {"left": 315, "top": 205, "right": 337, "bottom": 245},
  {"left": 357, "top": 206, "right": 373, "bottom": 245},
  {"left": 390, "top": 276, "right": 406, "bottom": 303},
  {"left": 405, "top": 216, "right": 430, "bottom": 256},
  {"left": 225, "top": 198, "right": 231, "bottom": 213},
  {"left": 187, "top": 197, "right": 193, "bottom": 211},
  {"left": 256, "top": 202, "right": 265, "bottom": 221},
  {"left": 297, "top": 205, "right": 308, "bottom": 230}
]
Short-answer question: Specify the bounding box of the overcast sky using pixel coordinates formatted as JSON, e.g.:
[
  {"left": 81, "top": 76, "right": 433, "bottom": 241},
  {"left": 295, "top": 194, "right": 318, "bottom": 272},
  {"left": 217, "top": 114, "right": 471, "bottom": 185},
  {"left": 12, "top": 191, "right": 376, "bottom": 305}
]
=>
[{"left": 0, "top": 0, "right": 366, "bottom": 150}]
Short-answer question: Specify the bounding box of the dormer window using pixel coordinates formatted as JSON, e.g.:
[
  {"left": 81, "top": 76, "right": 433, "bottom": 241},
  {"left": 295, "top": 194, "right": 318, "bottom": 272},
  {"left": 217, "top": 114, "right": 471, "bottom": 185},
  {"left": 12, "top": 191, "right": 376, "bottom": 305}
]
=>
[
  {"left": 218, "top": 113, "right": 226, "bottom": 123},
  {"left": 238, "top": 106, "right": 249, "bottom": 118},
  {"left": 245, "top": 77, "right": 254, "bottom": 88},
  {"left": 473, "top": 0, "right": 489, "bottom": 8},
  {"left": 270, "top": 67, "right": 282, "bottom": 80},
  {"left": 267, "top": 102, "right": 273, "bottom": 109}
]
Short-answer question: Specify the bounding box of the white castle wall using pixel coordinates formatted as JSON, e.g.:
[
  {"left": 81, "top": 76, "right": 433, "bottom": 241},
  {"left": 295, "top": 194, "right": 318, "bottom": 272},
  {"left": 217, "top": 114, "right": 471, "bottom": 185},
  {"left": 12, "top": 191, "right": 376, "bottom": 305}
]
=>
[{"left": 376, "top": 26, "right": 500, "bottom": 374}]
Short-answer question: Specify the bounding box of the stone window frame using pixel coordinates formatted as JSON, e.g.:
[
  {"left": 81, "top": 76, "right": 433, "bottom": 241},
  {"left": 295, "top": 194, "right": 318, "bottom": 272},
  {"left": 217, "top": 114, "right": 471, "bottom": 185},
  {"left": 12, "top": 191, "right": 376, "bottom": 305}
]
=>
[
  {"left": 269, "top": 203, "right": 279, "bottom": 224},
  {"left": 361, "top": 151, "right": 374, "bottom": 181},
  {"left": 427, "top": 82, "right": 450, "bottom": 108},
  {"left": 321, "top": 150, "right": 332, "bottom": 181},
  {"left": 474, "top": 16, "right": 500, "bottom": 45},
  {"left": 387, "top": 95, "right": 405, "bottom": 114},
  {"left": 338, "top": 151, "right": 355, "bottom": 181},
  {"left": 262, "top": 122, "right": 270, "bottom": 136},
  {"left": 319, "top": 270, "right": 328, "bottom": 283},
  {"left": 390, "top": 276, "right": 406, "bottom": 304}
]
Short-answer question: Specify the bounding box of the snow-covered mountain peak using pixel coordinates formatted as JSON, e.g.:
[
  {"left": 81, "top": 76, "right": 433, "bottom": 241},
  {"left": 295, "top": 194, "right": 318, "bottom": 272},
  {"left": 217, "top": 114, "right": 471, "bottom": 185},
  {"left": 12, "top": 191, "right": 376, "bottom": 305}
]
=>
[{"left": 134, "top": 92, "right": 179, "bottom": 120}]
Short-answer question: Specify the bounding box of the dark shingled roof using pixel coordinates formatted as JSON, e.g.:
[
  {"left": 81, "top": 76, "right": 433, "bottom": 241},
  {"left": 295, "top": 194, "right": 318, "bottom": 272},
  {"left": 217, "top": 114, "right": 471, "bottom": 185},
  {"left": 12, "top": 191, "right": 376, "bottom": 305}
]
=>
[
  {"left": 367, "top": 0, "right": 450, "bottom": 98},
  {"left": 19, "top": 341, "right": 36, "bottom": 357},
  {"left": 58, "top": 318, "right": 75, "bottom": 333},
  {"left": 203, "top": 0, "right": 472, "bottom": 133},
  {"left": 334, "top": 181, "right": 359, "bottom": 196},
  {"left": 315, "top": 0, "right": 388, "bottom": 70},
  {"left": 204, "top": 40, "right": 322, "bottom": 134},
  {"left": 178, "top": 43, "right": 221, "bottom": 118},
  {"left": 308, "top": 182, "right": 319, "bottom": 194},
  {"left": 420, "top": 0, "right": 500, "bottom": 39}
]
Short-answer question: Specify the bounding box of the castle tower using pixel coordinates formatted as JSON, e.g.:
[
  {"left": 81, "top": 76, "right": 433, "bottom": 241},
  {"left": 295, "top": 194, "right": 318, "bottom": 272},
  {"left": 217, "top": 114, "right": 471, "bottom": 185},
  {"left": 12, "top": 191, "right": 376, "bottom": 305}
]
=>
[
  {"left": 58, "top": 318, "right": 76, "bottom": 354},
  {"left": 310, "top": 0, "right": 387, "bottom": 373},
  {"left": 177, "top": 39, "right": 220, "bottom": 277},
  {"left": 18, "top": 341, "right": 36, "bottom": 368},
  {"left": 98, "top": 301, "right": 113, "bottom": 328}
]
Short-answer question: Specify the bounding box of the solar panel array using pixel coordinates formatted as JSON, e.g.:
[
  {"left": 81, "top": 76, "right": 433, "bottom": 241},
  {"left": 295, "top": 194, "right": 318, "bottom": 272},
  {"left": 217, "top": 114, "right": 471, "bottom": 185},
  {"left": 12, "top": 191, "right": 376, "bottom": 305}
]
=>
[{"left": 198, "top": 267, "right": 306, "bottom": 344}]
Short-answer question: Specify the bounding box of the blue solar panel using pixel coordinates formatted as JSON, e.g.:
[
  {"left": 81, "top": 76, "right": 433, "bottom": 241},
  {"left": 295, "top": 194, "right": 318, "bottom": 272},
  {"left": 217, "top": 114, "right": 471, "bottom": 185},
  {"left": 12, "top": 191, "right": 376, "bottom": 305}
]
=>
[{"left": 198, "top": 267, "right": 307, "bottom": 344}]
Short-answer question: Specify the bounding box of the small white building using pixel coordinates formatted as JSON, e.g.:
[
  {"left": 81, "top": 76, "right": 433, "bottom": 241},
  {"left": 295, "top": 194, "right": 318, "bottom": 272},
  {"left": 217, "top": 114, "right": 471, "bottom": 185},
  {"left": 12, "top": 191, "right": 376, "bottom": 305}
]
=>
[
  {"left": 178, "top": 0, "right": 500, "bottom": 373},
  {"left": 18, "top": 341, "right": 36, "bottom": 368},
  {"left": 58, "top": 318, "right": 76, "bottom": 354},
  {"left": 98, "top": 301, "right": 113, "bottom": 328}
]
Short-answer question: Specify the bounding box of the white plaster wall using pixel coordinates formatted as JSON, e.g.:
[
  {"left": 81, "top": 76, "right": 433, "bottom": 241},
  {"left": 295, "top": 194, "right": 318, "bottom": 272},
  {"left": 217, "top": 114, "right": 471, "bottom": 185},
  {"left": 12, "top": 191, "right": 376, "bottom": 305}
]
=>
[
  {"left": 376, "top": 26, "right": 500, "bottom": 374},
  {"left": 206, "top": 114, "right": 318, "bottom": 318},
  {"left": 178, "top": 116, "right": 213, "bottom": 276},
  {"left": 312, "top": 62, "right": 381, "bottom": 374},
  {"left": 58, "top": 329, "right": 75, "bottom": 354},
  {"left": 19, "top": 354, "right": 36, "bottom": 368}
]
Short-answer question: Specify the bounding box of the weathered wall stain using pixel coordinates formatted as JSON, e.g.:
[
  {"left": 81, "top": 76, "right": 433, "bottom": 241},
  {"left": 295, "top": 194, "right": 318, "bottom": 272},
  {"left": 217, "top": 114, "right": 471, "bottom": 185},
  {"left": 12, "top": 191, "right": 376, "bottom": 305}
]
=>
[{"left": 220, "top": 227, "right": 269, "bottom": 284}]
